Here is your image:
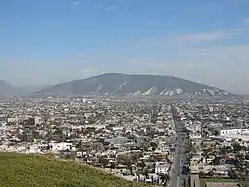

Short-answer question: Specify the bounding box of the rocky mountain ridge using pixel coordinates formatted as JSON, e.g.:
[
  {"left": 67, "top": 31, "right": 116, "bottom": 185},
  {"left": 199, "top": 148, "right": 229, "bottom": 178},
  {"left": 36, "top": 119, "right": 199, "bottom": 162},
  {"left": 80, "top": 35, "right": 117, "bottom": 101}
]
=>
[{"left": 36, "top": 73, "right": 231, "bottom": 97}]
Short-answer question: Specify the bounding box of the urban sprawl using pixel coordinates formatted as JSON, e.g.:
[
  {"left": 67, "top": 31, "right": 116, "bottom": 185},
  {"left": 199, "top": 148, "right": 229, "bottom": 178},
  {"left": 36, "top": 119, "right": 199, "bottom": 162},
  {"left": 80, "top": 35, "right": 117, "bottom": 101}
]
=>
[{"left": 0, "top": 97, "right": 249, "bottom": 187}]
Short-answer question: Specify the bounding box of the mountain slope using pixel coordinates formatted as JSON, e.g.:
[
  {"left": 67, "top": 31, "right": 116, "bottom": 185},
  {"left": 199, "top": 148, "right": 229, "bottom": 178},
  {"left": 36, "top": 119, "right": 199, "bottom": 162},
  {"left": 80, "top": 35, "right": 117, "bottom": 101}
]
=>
[
  {"left": 36, "top": 73, "right": 231, "bottom": 97},
  {"left": 0, "top": 80, "right": 20, "bottom": 97},
  {"left": 0, "top": 153, "right": 149, "bottom": 187},
  {"left": 19, "top": 85, "right": 50, "bottom": 95},
  {"left": 0, "top": 81, "right": 49, "bottom": 98}
]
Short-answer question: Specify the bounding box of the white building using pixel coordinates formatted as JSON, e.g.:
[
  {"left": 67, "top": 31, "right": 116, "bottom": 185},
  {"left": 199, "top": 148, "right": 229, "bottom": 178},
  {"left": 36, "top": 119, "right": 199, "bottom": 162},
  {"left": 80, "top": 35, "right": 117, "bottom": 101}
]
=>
[
  {"left": 209, "top": 107, "right": 214, "bottom": 112},
  {"left": 189, "top": 133, "right": 202, "bottom": 139},
  {"left": 7, "top": 117, "right": 19, "bottom": 123},
  {"left": 50, "top": 142, "right": 73, "bottom": 151},
  {"left": 155, "top": 162, "right": 170, "bottom": 174},
  {"left": 210, "top": 123, "right": 223, "bottom": 128},
  {"left": 34, "top": 117, "right": 42, "bottom": 125},
  {"left": 220, "top": 129, "right": 249, "bottom": 136}
]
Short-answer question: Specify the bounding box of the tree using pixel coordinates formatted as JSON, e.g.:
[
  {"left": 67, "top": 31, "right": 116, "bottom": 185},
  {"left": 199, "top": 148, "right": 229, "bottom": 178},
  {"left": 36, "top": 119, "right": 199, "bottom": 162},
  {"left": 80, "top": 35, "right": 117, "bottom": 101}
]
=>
[
  {"left": 103, "top": 141, "right": 110, "bottom": 146},
  {"left": 55, "top": 128, "right": 63, "bottom": 135},
  {"left": 208, "top": 170, "right": 215, "bottom": 177},
  {"left": 199, "top": 171, "right": 206, "bottom": 178},
  {"left": 139, "top": 160, "right": 146, "bottom": 169},
  {"left": 143, "top": 168, "right": 149, "bottom": 178},
  {"left": 232, "top": 142, "right": 242, "bottom": 152},
  {"left": 125, "top": 158, "right": 133, "bottom": 175},
  {"left": 165, "top": 174, "right": 170, "bottom": 183},
  {"left": 150, "top": 142, "right": 158, "bottom": 151},
  {"left": 160, "top": 174, "right": 166, "bottom": 182},
  {"left": 212, "top": 157, "right": 220, "bottom": 165},
  {"left": 228, "top": 170, "right": 238, "bottom": 179},
  {"left": 214, "top": 130, "right": 219, "bottom": 136},
  {"left": 245, "top": 154, "right": 249, "bottom": 160},
  {"left": 220, "top": 147, "right": 227, "bottom": 155},
  {"left": 110, "top": 162, "right": 116, "bottom": 169},
  {"left": 235, "top": 153, "right": 244, "bottom": 162},
  {"left": 98, "top": 157, "right": 109, "bottom": 168},
  {"left": 161, "top": 173, "right": 170, "bottom": 182},
  {"left": 86, "top": 127, "right": 96, "bottom": 133},
  {"left": 130, "top": 153, "right": 141, "bottom": 163}
]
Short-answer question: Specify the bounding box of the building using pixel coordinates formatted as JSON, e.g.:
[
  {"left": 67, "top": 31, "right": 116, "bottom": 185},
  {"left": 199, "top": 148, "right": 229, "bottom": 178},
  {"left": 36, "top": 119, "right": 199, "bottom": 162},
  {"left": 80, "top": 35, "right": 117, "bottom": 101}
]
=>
[
  {"left": 50, "top": 142, "right": 73, "bottom": 151},
  {"left": 209, "top": 107, "right": 214, "bottom": 112},
  {"left": 220, "top": 128, "right": 249, "bottom": 136},
  {"left": 155, "top": 162, "right": 170, "bottom": 174}
]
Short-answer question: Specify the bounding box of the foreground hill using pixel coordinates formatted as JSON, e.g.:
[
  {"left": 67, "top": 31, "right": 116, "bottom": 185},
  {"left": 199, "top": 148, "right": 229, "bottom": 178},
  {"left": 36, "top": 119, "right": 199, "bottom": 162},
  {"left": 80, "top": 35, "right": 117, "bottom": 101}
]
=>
[
  {"left": 0, "top": 153, "right": 149, "bottom": 187},
  {"left": 36, "top": 73, "right": 231, "bottom": 97}
]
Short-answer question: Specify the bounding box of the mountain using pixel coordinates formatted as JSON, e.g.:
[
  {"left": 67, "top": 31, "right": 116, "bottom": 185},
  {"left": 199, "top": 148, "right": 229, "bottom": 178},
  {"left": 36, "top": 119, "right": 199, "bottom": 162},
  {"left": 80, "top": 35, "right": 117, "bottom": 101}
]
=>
[
  {"left": 36, "top": 73, "right": 231, "bottom": 97},
  {"left": 0, "top": 81, "right": 49, "bottom": 98},
  {"left": 19, "top": 85, "right": 50, "bottom": 95},
  {"left": 0, "top": 80, "right": 21, "bottom": 97},
  {"left": 0, "top": 153, "right": 149, "bottom": 187}
]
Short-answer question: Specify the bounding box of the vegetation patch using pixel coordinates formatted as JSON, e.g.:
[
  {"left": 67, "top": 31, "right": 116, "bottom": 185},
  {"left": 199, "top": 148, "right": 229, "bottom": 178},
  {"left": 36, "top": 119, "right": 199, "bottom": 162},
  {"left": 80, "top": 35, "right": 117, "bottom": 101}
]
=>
[
  {"left": 0, "top": 152, "right": 151, "bottom": 187},
  {"left": 200, "top": 178, "right": 241, "bottom": 187}
]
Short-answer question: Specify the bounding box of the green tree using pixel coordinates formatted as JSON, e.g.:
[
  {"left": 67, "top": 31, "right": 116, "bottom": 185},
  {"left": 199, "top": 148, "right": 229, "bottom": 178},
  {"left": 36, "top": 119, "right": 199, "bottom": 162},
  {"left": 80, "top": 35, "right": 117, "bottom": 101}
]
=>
[
  {"left": 199, "top": 171, "right": 206, "bottom": 178},
  {"left": 208, "top": 170, "right": 215, "bottom": 177},
  {"left": 228, "top": 170, "right": 238, "bottom": 179},
  {"left": 150, "top": 142, "right": 158, "bottom": 150},
  {"left": 110, "top": 162, "right": 116, "bottom": 169},
  {"left": 99, "top": 157, "right": 109, "bottom": 168},
  {"left": 232, "top": 142, "right": 242, "bottom": 152},
  {"left": 143, "top": 168, "right": 149, "bottom": 178}
]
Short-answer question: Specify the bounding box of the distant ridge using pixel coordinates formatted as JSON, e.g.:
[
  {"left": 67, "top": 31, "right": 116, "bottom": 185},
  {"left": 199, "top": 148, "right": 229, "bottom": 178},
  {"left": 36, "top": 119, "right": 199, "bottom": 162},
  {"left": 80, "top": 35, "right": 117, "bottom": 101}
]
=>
[
  {"left": 0, "top": 80, "right": 20, "bottom": 97},
  {"left": 0, "top": 80, "right": 49, "bottom": 98},
  {"left": 35, "top": 73, "right": 232, "bottom": 97}
]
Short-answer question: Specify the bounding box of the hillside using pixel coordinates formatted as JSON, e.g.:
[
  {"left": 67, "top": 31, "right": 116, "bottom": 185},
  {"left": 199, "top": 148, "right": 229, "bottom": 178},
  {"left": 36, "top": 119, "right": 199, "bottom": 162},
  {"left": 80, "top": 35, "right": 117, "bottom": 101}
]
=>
[
  {"left": 0, "top": 80, "right": 20, "bottom": 97},
  {"left": 36, "top": 73, "right": 231, "bottom": 97},
  {"left": 0, "top": 153, "right": 150, "bottom": 187},
  {"left": 0, "top": 80, "right": 49, "bottom": 98}
]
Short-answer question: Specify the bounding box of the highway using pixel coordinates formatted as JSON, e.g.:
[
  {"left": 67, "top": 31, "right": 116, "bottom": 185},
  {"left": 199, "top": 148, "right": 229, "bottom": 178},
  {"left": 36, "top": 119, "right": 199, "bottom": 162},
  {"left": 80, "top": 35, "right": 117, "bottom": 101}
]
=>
[{"left": 169, "top": 106, "right": 189, "bottom": 187}]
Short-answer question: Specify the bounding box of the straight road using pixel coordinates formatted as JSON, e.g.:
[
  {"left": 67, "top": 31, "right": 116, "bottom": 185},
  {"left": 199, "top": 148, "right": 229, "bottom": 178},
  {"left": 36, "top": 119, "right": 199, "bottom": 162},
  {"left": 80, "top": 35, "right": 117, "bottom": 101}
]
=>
[
  {"left": 169, "top": 106, "right": 189, "bottom": 187},
  {"left": 190, "top": 174, "right": 200, "bottom": 187}
]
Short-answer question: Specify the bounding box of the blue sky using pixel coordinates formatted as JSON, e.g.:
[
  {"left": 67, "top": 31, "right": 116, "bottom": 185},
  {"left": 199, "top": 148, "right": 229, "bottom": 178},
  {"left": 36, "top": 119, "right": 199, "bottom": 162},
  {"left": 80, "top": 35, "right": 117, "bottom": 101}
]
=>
[{"left": 1, "top": 0, "right": 249, "bottom": 94}]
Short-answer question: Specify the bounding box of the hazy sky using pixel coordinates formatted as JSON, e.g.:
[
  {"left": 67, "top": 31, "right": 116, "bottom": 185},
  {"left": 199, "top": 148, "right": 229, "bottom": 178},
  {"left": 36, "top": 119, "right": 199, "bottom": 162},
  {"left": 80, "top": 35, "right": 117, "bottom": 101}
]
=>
[{"left": 1, "top": 0, "right": 249, "bottom": 94}]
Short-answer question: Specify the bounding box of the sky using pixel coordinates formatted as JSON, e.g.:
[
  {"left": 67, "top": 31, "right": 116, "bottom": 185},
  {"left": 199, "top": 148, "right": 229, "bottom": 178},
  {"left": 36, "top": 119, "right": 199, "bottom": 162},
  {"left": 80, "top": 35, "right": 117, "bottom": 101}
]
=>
[{"left": 1, "top": 0, "right": 249, "bottom": 94}]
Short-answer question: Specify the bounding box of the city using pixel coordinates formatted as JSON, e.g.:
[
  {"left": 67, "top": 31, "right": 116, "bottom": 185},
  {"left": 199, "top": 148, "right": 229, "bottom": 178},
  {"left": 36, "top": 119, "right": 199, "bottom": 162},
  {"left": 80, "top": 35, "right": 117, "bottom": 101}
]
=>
[
  {"left": 1, "top": 96, "right": 249, "bottom": 187},
  {"left": 1, "top": 1, "right": 249, "bottom": 186}
]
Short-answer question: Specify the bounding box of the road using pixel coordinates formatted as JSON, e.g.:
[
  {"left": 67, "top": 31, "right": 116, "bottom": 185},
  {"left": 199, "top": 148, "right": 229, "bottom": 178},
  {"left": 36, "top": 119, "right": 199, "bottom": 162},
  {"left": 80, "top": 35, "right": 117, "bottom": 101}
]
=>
[
  {"left": 169, "top": 106, "right": 189, "bottom": 187},
  {"left": 190, "top": 174, "right": 200, "bottom": 187}
]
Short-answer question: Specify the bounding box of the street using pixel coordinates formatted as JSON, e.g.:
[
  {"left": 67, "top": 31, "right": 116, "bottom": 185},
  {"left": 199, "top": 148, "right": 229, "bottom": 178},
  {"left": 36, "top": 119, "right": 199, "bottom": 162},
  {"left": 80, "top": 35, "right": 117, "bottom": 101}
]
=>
[{"left": 169, "top": 106, "right": 189, "bottom": 187}]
